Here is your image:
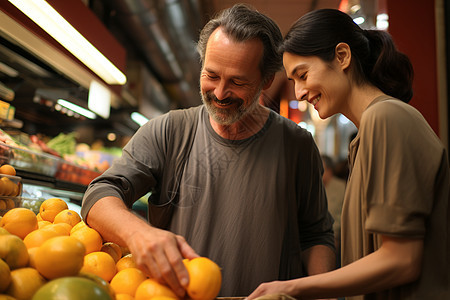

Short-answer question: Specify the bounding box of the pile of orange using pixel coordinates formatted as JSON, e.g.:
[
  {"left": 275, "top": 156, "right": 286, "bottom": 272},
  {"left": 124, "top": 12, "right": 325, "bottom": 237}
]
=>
[
  {"left": 0, "top": 197, "right": 223, "bottom": 300},
  {"left": 0, "top": 164, "right": 21, "bottom": 199}
]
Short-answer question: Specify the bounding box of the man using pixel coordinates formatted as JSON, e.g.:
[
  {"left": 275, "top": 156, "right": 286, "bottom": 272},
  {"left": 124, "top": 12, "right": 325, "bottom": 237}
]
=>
[{"left": 81, "top": 4, "right": 335, "bottom": 297}]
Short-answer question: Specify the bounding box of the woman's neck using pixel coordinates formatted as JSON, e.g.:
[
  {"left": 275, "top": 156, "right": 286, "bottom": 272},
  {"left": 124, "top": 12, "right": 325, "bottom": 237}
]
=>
[{"left": 343, "top": 85, "right": 386, "bottom": 128}]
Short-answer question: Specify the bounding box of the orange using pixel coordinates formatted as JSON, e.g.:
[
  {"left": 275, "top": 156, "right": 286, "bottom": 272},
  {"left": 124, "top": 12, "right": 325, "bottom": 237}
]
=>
[
  {"left": 116, "top": 294, "right": 135, "bottom": 300},
  {"left": 101, "top": 242, "right": 123, "bottom": 263},
  {"left": 38, "top": 220, "right": 52, "bottom": 229},
  {"left": 0, "top": 177, "right": 16, "bottom": 197},
  {"left": 4, "top": 198, "right": 16, "bottom": 210},
  {"left": 0, "top": 227, "right": 10, "bottom": 235},
  {"left": 135, "top": 279, "right": 178, "bottom": 300},
  {"left": 36, "top": 212, "right": 43, "bottom": 221},
  {"left": 70, "top": 226, "right": 103, "bottom": 255},
  {"left": 80, "top": 251, "right": 117, "bottom": 282},
  {"left": 0, "top": 165, "right": 16, "bottom": 176},
  {"left": 70, "top": 220, "right": 88, "bottom": 234},
  {"left": 23, "top": 227, "right": 61, "bottom": 249},
  {"left": 110, "top": 267, "right": 147, "bottom": 296},
  {"left": 0, "top": 199, "right": 5, "bottom": 210},
  {"left": 34, "top": 236, "right": 85, "bottom": 280},
  {"left": 183, "top": 257, "right": 222, "bottom": 300},
  {"left": 150, "top": 297, "right": 179, "bottom": 300},
  {"left": 0, "top": 259, "right": 11, "bottom": 293},
  {"left": 6, "top": 267, "right": 46, "bottom": 300},
  {"left": 53, "top": 209, "right": 82, "bottom": 227},
  {"left": 0, "top": 232, "right": 29, "bottom": 269},
  {"left": 0, "top": 207, "right": 38, "bottom": 239},
  {"left": 4, "top": 198, "right": 14, "bottom": 210},
  {"left": 116, "top": 254, "right": 137, "bottom": 272},
  {"left": 0, "top": 295, "right": 16, "bottom": 300},
  {"left": 47, "top": 222, "right": 72, "bottom": 236},
  {"left": 27, "top": 246, "right": 39, "bottom": 268},
  {"left": 39, "top": 198, "right": 68, "bottom": 222}
]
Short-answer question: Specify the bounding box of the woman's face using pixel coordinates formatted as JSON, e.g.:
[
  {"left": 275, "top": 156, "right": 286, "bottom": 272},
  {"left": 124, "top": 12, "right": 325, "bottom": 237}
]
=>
[{"left": 283, "top": 52, "right": 350, "bottom": 119}]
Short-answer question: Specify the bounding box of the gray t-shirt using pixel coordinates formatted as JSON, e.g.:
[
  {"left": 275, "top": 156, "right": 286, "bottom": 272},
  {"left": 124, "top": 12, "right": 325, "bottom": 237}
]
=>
[{"left": 82, "top": 105, "right": 334, "bottom": 296}]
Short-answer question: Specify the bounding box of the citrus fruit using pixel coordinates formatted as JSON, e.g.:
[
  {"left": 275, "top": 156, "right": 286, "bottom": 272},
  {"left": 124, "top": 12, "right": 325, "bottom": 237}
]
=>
[
  {"left": 116, "top": 294, "right": 135, "bottom": 300},
  {"left": 135, "top": 279, "right": 177, "bottom": 300},
  {"left": 6, "top": 267, "right": 46, "bottom": 300},
  {"left": 36, "top": 213, "right": 43, "bottom": 221},
  {"left": 23, "top": 227, "right": 61, "bottom": 249},
  {"left": 0, "top": 207, "right": 38, "bottom": 239},
  {"left": 37, "top": 220, "right": 52, "bottom": 229},
  {"left": 78, "top": 272, "right": 116, "bottom": 300},
  {"left": 110, "top": 267, "right": 147, "bottom": 296},
  {"left": 0, "top": 200, "right": 6, "bottom": 210},
  {"left": 0, "top": 227, "right": 9, "bottom": 235},
  {"left": 0, "top": 165, "right": 16, "bottom": 176},
  {"left": 0, "top": 234, "right": 29, "bottom": 269},
  {"left": 0, "top": 294, "right": 16, "bottom": 300},
  {"left": 34, "top": 236, "right": 85, "bottom": 280},
  {"left": 27, "top": 246, "right": 39, "bottom": 268},
  {"left": 32, "top": 276, "right": 112, "bottom": 300},
  {"left": 183, "top": 257, "right": 222, "bottom": 300},
  {"left": 1, "top": 177, "right": 16, "bottom": 197},
  {"left": 70, "top": 226, "right": 103, "bottom": 254},
  {"left": 46, "top": 223, "right": 72, "bottom": 236},
  {"left": 3, "top": 198, "right": 14, "bottom": 210},
  {"left": 0, "top": 259, "right": 11, "bottom": 293},
  {"left": 150, "top": 297, "right": 179, "bottom": 300},
  {"left": 39, "top": 198, "right": 68, "bottom": 222},
  {"left": 101, "top": 242, "right": 122, "bottom": 263},
  {"left": 53, "top": 209, "right": 82, "bottom": 227},
  {"left": 70, "top": 220, "right": 88, "bottom": 235},
  {"left": 81, "top": 251, "right": 117, "bottom": 282},
  {"left": 116, "top": 254, "right": 137, "bottom": 272}
]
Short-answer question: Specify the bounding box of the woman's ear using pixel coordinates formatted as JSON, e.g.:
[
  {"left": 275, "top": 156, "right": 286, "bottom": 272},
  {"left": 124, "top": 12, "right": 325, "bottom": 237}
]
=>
[{"left": 335, "top": 42, "right": 351, "bottom": 70}]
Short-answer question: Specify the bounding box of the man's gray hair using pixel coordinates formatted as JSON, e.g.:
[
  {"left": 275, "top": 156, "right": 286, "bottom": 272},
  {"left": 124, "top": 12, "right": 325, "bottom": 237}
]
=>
[{"left": 197, "top": 4, "right": 283, "bottom": 85}]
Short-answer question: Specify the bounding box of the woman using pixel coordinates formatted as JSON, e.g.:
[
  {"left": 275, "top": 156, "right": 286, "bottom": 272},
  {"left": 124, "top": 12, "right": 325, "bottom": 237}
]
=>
[{"left": 247, "top": 8, "right": 449, "bottom": 300}]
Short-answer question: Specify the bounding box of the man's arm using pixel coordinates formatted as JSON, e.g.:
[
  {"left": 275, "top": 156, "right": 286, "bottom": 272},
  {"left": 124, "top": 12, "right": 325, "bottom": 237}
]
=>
[
  {"left": 85, "top": 196, "right": 199, "bottom": 297},
  {"left": 302, "top": 244, "right": 336, "bottom": 275}
]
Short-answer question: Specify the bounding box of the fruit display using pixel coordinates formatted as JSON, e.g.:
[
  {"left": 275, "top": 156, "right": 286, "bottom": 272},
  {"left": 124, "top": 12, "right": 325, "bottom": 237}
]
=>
[
  {"left": 0, "top": 129, "right": 121, "bottom": 186},
  {"left": 0, "top": 197, "right": 223, "bottom": 300}
]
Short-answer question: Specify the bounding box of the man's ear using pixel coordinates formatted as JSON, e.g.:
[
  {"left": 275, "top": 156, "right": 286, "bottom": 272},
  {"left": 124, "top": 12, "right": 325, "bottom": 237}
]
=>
[
  {"left": 335, "top": 42, "right": 351, "bottom": 71},
  {"left": 262, "top": 74, "right": 275, "bottom": 90}
]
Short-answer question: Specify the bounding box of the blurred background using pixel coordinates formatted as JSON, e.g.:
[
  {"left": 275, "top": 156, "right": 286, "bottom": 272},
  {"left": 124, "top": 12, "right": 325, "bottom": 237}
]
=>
[{"left": 0, "top": 0, "right": 448, "bottom": 165}]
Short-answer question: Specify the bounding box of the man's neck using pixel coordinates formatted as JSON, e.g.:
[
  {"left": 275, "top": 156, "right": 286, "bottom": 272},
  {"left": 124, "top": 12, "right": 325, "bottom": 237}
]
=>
[{"left": 210, "top": 105, "right": 270, "bottom": 140}]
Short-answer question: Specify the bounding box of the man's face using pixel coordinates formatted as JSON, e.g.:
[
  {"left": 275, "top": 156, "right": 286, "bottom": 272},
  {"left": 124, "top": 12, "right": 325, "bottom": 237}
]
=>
[{"left": 200, "top": 28, "right": 264, "bottom": 125}]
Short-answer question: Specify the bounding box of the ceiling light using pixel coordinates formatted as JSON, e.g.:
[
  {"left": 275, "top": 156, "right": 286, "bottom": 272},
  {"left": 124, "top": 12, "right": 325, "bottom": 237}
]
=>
[
  {"left": 8, "top": 0, "right": 127, "bottom": 85},
  {"left": 57, "top": 99, "right": 97, "bottom": 119},
  {"left": 131, "top": 112, "right": 149, "bottom": 127}
]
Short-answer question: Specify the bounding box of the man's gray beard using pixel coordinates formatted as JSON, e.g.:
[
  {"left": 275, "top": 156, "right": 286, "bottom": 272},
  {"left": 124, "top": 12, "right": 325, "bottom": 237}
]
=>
[{"left": 201, "top": 89, "right": 262, "bottom": 126}]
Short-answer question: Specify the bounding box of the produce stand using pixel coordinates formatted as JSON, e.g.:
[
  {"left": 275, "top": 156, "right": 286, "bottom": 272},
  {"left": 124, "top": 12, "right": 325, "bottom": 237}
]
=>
[{"left": 0, "top": 143, "right": 102, "bottom": 200}]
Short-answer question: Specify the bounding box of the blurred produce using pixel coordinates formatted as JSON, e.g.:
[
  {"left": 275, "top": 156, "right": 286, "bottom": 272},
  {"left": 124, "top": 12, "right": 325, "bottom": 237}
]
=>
[{"left": 47, "top": 132, "right": 77, "bottom": 157}]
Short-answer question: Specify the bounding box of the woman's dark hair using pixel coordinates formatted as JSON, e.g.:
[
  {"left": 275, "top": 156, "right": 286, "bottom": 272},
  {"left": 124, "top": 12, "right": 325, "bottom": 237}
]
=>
[
  {"left": 197, "top": 4, "right": 283, "bottom": 85},
  {"left": 281, "top": 9, "right": 413, "bottom": 102}
]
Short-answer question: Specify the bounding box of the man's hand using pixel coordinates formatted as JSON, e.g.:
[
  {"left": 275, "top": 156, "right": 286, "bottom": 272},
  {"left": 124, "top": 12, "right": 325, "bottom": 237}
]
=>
[
  {"left": 85, "top": 196, "right": 199, "bottom": 298},
  {"left": 126, "top": 226, "right": 199, "bottom": 297}
]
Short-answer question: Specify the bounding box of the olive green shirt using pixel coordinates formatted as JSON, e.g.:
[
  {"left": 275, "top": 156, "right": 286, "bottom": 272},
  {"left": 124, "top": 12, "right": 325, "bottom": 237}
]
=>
[{"left": 341, "top": 96, "right": 449, "bottom": 299}]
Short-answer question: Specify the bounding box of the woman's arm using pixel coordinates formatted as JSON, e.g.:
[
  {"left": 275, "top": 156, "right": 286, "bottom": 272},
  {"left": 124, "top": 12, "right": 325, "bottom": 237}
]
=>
[
  {"left": 85, "top": 196, "right": 199, "bottom": 298},
  {"left": 247, "top": 235, "right": 423, "bottom": 299}
]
